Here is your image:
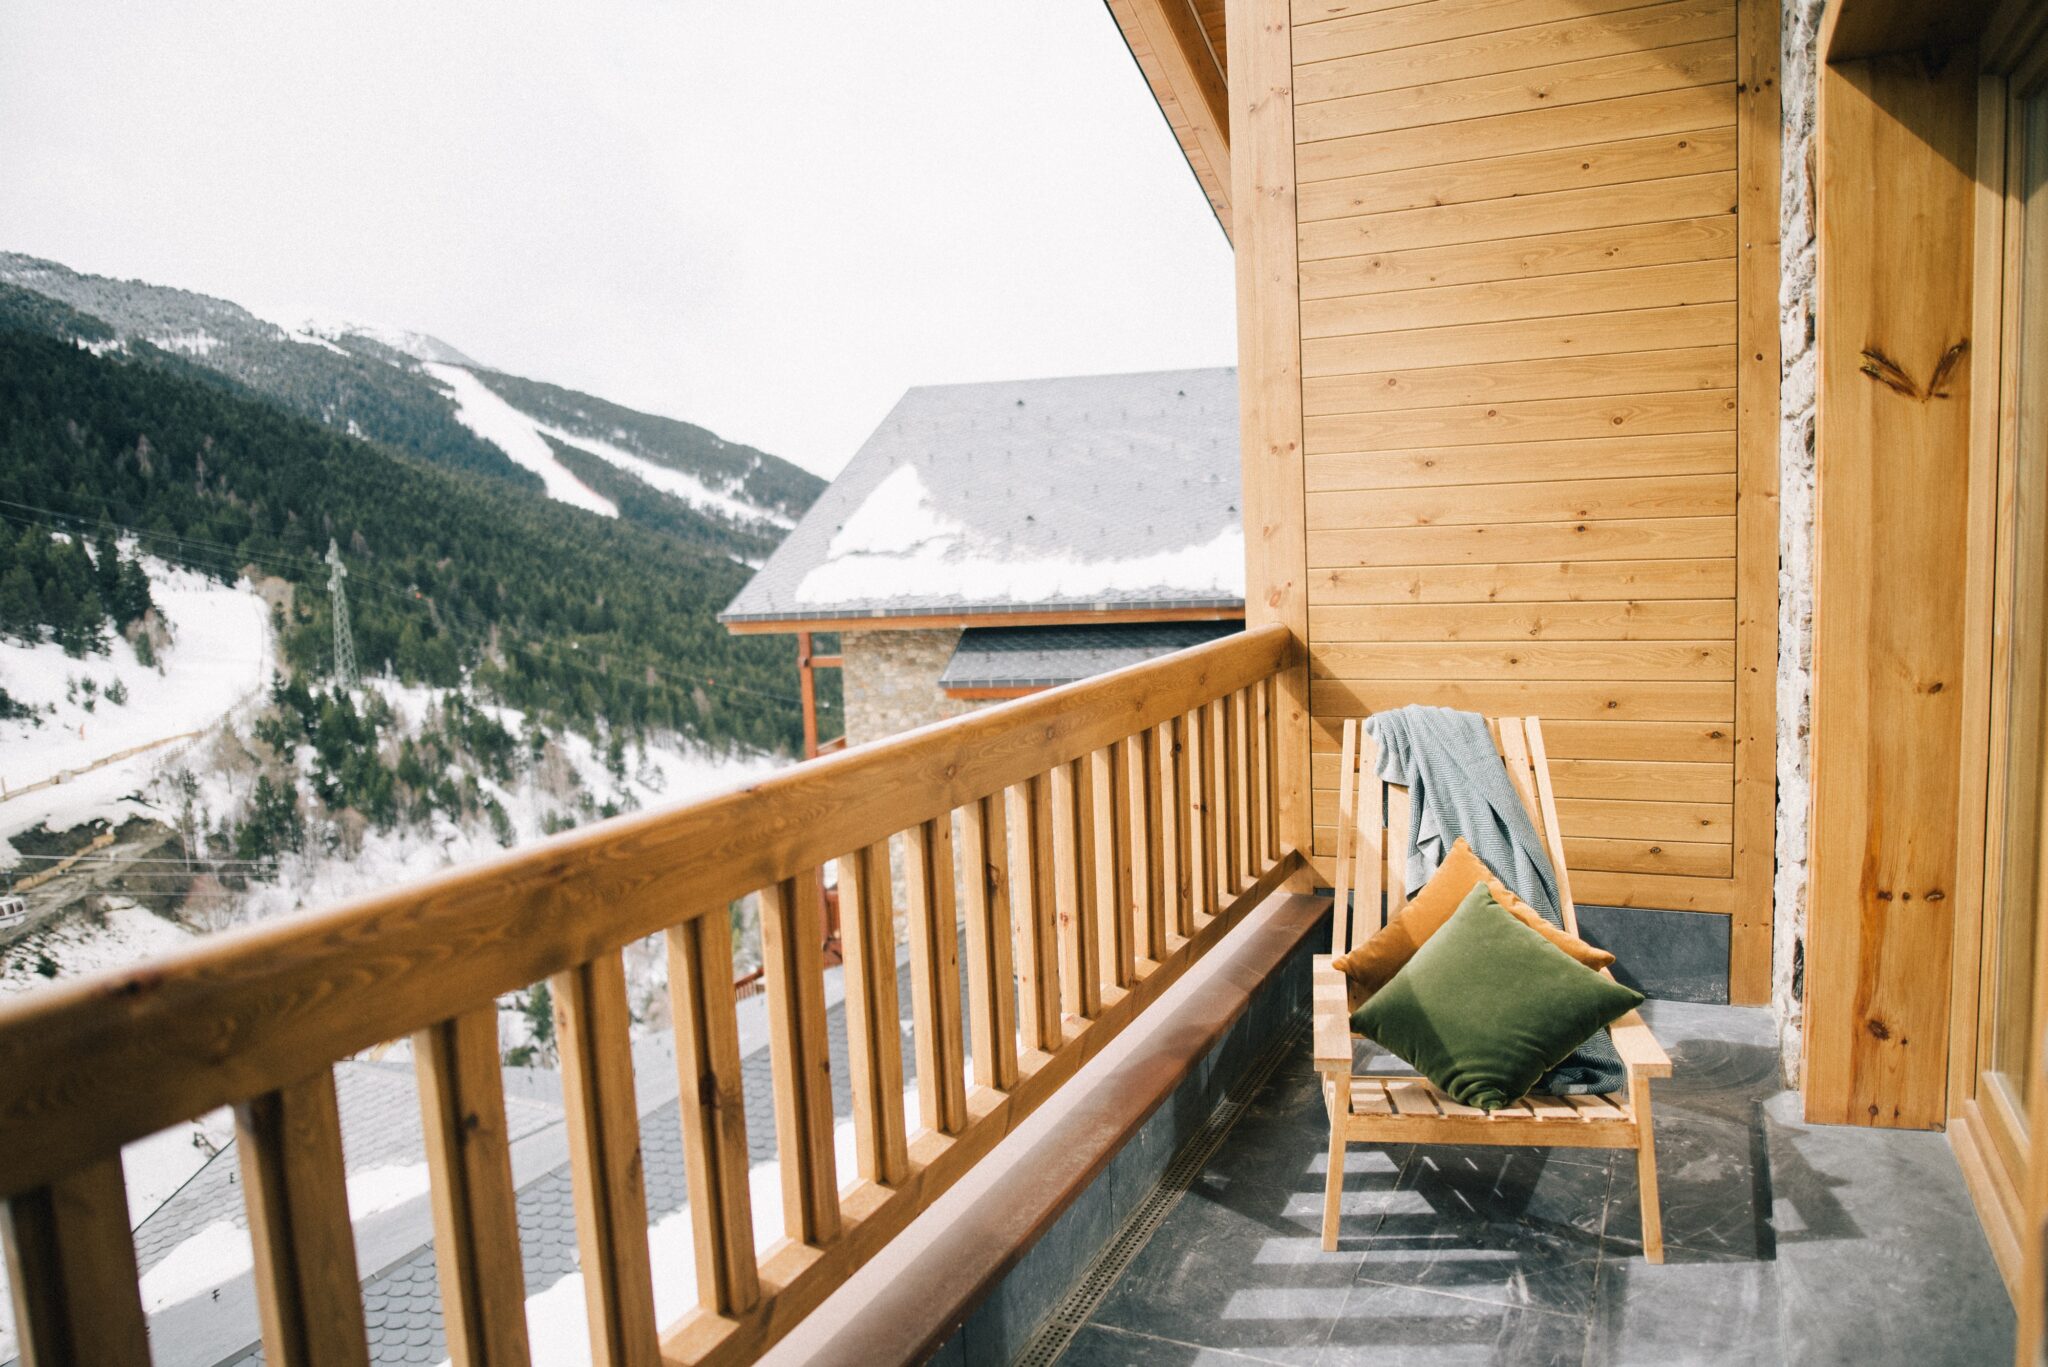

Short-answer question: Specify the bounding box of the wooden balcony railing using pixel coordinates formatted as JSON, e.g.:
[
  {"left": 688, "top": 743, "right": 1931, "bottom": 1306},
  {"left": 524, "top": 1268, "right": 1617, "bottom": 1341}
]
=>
[{"left": 0, "top": 623, "right": 1297, "bottom": 1367}]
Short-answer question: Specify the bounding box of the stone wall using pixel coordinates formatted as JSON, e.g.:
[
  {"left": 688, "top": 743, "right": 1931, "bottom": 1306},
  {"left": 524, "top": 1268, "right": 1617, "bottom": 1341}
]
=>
[
  {"left": 840, "top": 628, "right": 990, "bottom": 747},
  {"left": 1773, "top": 0, "right": 1827, "bottom": 1082}
]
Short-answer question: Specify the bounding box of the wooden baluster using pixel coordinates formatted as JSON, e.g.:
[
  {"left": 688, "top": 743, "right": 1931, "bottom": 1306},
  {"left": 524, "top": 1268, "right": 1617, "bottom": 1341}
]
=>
[
  {"left": 1333, "top": 720, "right": 1360, "bottom": 954},
  {"left": 1130, "top": 728, "right": 1168, "bottom": 964},
  {"left": 1254, "top": 677, "right": 1276, "bottom": 868},
  {"left": 553, "top": 954, "right": 660, "bottom": 1367},
  {"left": 1231, "top": 689, "right": 1255, "bottom": 888},
  {"left": 840, "top": 842, "right": 910, "bottom": 1179},
  {"left": 666, "top": 909, "right": 760, "bottom": 1318},
  {"left": 416, "top": 1008, "right": 532, "bottom": 1367},
  {"left": 906, "top": 819, "right": 968, "bottom": 1136},
  {"left": 1, "top": 1158, "right": 150, "bottom": 1366},
  {"left": 236, "top": 1069, "right": 372, "bottom": 1366},
  {"left": 1209, "top": 698, "right": 1235, "bottom": 899},
  {"left": 1051, "top": 758, "right": 1103, "bottom": 1018},
  {"left": 1007, "top": 777, "right": 1063, "bottom": 1055},
  {"left": 962, "top": 793, "right": 1020, "bottom": 1091},
  {"left": 1184, "top": 707, "right": 1213, "bottom": 923},
  {"left": 1090, "top": 744, "right": 1136, "bottom": 991},
  {"left": 1158, "top": 717, "right": 1190, "bottom": 939},
  {"left": 759, "top": 873, "right": 841, "bottom": 1245}
]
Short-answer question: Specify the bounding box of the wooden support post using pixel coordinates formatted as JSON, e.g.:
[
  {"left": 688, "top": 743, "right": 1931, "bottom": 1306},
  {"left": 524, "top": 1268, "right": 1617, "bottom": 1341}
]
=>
[
  {"left": 666, "top": 910, "right": 761, "bottom": 1318},
  {"left": 1091, "top": 744, "right": 1136, "bottom": 990},
  {"left": 962, "top": 794, "right": 1020, "bottom": 1091},
  {"left": 1, "top": 1159, "right": 150, "bottom": 1366},
  {"left": 760, "top": 873, "right": 842, "bottom": 1242},
  {"left": 1008, "top": 777, "right": 1064, "bottom": 1054},
  {"left": 797, "top": 631, "right": 819, "bottom": 761},
  {"left": 840, "top": 842, "right": 911, "bottom": 1179},
  {"left": 415, "top": 1009, "right": 531, "bottom": 1367},
  {"left": 1051, "top": 759, "right": 1103, "bottom": 1018},
  {"left": 552, "top": 954, "right": 660, "bottom": 1367},
  {"left": 1231, "top": 689, "right": 1254, "bottom": 891},
  {"left": 236, "top": 1069, "right": 372, "bottom": 1367},
  {"left": 906, "top": 817, "right": 969, "bottom": 1137},
  {"left": 1228, "top": 0, "right": 1313, "bottom": 888}
]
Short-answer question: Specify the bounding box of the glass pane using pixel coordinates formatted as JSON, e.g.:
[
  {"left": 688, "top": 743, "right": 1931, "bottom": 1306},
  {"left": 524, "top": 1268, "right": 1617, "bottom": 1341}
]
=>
[{"left": 1988, "top": 92, "right": 2048, "bottom": 1100}]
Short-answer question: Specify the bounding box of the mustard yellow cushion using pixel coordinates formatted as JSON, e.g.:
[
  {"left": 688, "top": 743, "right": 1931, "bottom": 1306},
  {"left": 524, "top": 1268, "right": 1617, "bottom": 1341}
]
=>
[{"left": 1332, "top": 837, "right": 1614, "bottom": 1010}]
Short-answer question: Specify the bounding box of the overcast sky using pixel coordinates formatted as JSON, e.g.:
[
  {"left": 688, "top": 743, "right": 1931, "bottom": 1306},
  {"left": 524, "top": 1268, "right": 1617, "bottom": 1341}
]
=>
[{"left": 0, "top": 2, "right": 1236, "bottom": 477}]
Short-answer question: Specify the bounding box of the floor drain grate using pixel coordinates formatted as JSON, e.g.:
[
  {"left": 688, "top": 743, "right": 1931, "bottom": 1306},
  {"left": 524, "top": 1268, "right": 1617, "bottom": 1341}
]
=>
[{"left": 1012, "top": 1014, "right": 1308, "bottom": 1367}]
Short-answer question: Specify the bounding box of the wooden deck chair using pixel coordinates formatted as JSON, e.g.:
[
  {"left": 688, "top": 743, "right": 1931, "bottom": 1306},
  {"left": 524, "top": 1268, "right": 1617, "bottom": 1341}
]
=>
[{"left": 1312, "top": 716, "right": 1674, "bottom": 1260}]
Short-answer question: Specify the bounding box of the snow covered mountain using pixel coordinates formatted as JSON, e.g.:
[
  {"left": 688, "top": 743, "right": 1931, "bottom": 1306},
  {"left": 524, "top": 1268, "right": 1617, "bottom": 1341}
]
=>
[{"left": 0, "top": 253, "right": 822, "bottom": 560}]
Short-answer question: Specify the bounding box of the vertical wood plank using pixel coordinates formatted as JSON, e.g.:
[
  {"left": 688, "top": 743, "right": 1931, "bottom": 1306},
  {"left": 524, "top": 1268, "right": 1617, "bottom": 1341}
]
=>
[
  {"left": 1186, "top": 706, "right": 1216, "bottom": 921},
  {"left": 1052, "top": 760, "right": 1104, "bottom": 1018},
  {"left": 906, "top": 818, "right": 969, "bottom": 1135},
  {"left": 1357, "top": 728, "right": 1386, "bottom": 947},
  {"left": 1159, "top": 718, "right": 1192, "bottom": 938},
  {"left": 1007, "top": 777, "right": 1064, "bottom": 1054},
  {"left": 665, "top": 909, "right": 761, "bottom": 1317},
  {"left": 1, "top": 1159, "right": 150, "bottom": 1366},
  {"left": 1228, "top": 0, "right": 1313, "bottom": 888},
  {"left": 415, "top": 1009, "right": 532, "bottom": 1367},
  {"left": 1525, "top": 720, "right": 1585, "bottom": 939},
  {"left": 1386, "top": 783, "right": 1411, "bottom": 919},
  {"left": 839, "top": 842, "right": 910, "bottom": 1181},
  {"left": 1333, "top": 718, "right": 1359, "bottom": 953},
  {"left": 1253, "top": 678, "right": 1276, "bottom": 871},
  {"left": 1232, "top": 689, "right": 1255, "bottom": 890},
  {"left": 1131, "top": 728, "right": 1169, "bottom": 962},
  {"left": 552, "top": 954, "right": 660, "bottom": 1367},
  {"left": 1210, "top": 699, "right": 1236, "bottom": 897},
  {"left": 1804, "top": 50, "right": 1976, "bottom": 1130},
  {"left": 962, "top": 793, "right": 1020, "bottom": 1091},
  {"left": 1091, "top": 744, "right": 1137, "bottom": 990},
  {"left": 236, "top": 1069, "right": 372, "bottom": 1367},
  {"left": 759, "top": 873, "right": 842, "bottom": 1239},
  {"left": 1731, "top": 0, "right": 1784, "bottom": 1006}
]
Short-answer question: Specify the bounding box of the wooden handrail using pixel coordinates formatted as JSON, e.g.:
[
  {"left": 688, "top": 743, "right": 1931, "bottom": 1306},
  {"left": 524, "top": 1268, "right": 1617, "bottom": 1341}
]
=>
[{"left": 0, "top": 622, "right": 1296, "bottom": 1367}]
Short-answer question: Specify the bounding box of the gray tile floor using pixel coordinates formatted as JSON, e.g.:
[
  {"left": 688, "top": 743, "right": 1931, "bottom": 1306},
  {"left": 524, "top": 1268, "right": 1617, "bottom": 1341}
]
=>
[{"left": 1055, "top": 1000, "right": 2016, "bottom": 1366}]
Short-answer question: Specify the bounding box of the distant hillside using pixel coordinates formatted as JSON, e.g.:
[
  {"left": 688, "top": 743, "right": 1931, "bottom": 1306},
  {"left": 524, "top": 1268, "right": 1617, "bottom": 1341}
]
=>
[
  {"left": 0, "top": 253, "right": 825, "bottom": 562},
  {"left": 0, "top": 318, "right": 805, "bottom": 752}
]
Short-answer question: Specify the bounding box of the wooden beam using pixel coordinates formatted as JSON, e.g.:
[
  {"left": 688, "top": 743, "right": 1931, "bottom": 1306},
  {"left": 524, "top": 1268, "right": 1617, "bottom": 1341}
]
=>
[
  {"left": 1106, "top": 0, "right": 1234, "bottom": 235},
  {"left": 1824, "top": 0, "right": 2000, "bottom": 61},
  {"left": 1803, "top": 47, "right": 1978, "bottom": 1130},
  {"left": 1730, "top": 0, "right": 1783, "bottom": 1006},
  {"left": 1, "top": 1159, "right": 149, "bottom": 1366},
  {"left": 1228, "top": 0, "right": 1312, "bottom": 893}
]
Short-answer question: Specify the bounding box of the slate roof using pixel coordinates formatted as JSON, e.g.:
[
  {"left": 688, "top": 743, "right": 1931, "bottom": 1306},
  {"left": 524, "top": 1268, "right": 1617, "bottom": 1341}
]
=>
[
  {"left": 939, "top": 622, "right": 1241, "bottom": 691},
  {"left": 720, "top": 368, "right": 1244, "bottom": 625}
]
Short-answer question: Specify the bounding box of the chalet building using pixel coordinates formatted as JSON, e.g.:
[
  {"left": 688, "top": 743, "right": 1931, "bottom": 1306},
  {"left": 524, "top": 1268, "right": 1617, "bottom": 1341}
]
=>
[
  {"left": 8, "top": 3, "right": 2048, "bottom": 1365},
  {"left": 718, "top": 368, "right": 1245, "bottom": 752}
]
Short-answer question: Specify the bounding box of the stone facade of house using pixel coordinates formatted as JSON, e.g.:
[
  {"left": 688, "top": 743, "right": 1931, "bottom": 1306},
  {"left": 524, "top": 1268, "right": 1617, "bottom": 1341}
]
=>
[{"left": 840, "top": 628, "right": 990, "bottom": 747}]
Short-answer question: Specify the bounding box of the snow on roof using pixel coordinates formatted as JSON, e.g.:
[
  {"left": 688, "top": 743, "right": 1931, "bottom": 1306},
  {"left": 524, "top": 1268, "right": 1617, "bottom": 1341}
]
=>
[{"left": 719, "top": 368, "right": 1244, "bottom": 624}]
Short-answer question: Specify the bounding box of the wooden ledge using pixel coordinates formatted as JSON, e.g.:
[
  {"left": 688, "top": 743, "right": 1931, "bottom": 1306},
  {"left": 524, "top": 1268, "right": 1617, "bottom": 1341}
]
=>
[{"left": 759, "top": 890, "right": 1329, "bottom": 1367}]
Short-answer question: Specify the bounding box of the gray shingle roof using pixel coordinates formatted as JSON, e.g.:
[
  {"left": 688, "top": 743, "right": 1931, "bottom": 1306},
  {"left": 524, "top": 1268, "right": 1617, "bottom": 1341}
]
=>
[
  {"left": 939, "top": 622, "right": 1241, "bottom": 691},
  {"left": 720, "top": 368, "right": 1243, "bottom": 624}
]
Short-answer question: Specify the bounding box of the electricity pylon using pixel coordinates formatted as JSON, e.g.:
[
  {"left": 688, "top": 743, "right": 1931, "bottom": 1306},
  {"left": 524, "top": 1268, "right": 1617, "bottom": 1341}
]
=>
[{"left": 325, "top": 539, "right": 358, "bottom": 690}]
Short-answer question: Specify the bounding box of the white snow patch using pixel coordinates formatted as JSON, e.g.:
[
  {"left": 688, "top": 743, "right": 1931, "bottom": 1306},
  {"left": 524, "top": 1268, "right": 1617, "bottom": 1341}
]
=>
[
  {"left": 532, "top": 420, "right": 793, "bottom": 530},
  {"left": 0, "top": 900, "right": 196, "bottom": 994},
  {"left": 425, "top": 363, "right": 618, "bottom": 518},
  {"left": 145, "top": 330, "right": 222, "bottom": 356},
  {"left": 0, "top": 557, "right": 272, "bottom": 839},
  {"left": 137, "top": 1220, "right": 254, "bottom": 1312},
  {"left": 346, "top": 1163, "right": 432, "bottom": 1219},
  {"left": 284, "top": 327, "right": 350, "bottom": 356},
  {"left": 798, "top": 464, "right": 1246, "bottom": 605}
]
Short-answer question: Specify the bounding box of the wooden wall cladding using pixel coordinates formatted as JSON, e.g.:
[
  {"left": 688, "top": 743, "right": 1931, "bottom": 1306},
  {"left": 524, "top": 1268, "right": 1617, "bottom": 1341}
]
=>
[{"left": 1287, "top": 0, "right": 1779, "bottom": 992}]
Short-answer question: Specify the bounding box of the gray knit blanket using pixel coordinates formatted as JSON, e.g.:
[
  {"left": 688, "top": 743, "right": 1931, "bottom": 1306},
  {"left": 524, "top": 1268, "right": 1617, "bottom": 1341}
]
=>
[{"left": 1363, "top": 704, "right": 1626, "bottom": 1096}]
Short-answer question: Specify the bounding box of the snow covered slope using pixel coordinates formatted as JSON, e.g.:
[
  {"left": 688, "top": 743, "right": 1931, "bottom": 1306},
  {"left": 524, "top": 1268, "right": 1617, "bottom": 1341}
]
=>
[
  {"left": 0, "top": 557, "right": 271, "bottom": 840},
  {"left": 424, "top": 362, "right": 620, "bottom": 518}
]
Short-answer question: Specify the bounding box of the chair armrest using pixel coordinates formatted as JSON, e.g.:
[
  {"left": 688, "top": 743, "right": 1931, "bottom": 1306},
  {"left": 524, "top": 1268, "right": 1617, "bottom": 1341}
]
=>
[
  {"left": 1313, "top": 956, "right": 1353, "bottom": 1077},
  {"left": 1610, "top": 1009, "right": 1672, "bottom": 1079}
]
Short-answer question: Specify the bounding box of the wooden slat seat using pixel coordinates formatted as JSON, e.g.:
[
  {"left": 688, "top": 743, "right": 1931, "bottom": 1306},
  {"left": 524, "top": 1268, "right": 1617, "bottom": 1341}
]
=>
[{"left": 1314, "top": 715, "right": 1673, "bottom": 1260}]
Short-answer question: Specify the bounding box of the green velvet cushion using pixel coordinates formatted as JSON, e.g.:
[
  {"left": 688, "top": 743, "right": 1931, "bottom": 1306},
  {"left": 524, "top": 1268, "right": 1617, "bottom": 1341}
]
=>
[{"left": 1351, "top": 883, "right": 1644, "bottom": 1112}]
